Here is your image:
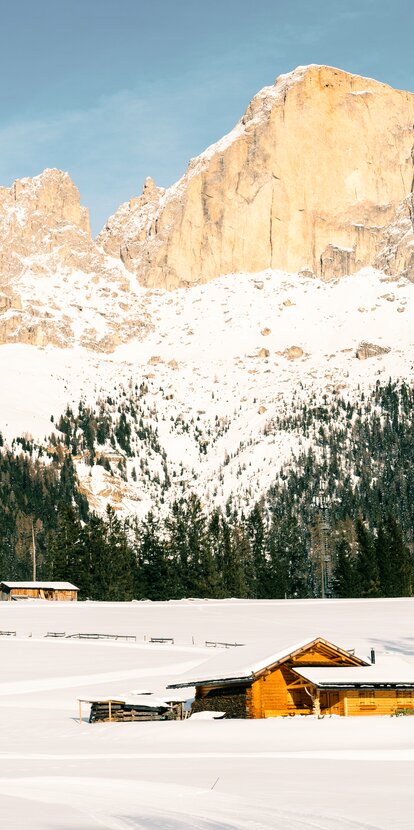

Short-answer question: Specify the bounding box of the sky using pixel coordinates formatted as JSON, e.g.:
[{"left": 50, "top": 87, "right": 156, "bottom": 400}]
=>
[{"left": 0, "top": 0, "right": 413, "bottom": 234}]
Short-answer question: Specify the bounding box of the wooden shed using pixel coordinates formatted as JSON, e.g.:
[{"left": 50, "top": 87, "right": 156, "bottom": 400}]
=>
[
  {"left": 168, "top": 636, "right": 414, "bottom": 718},
  {"left": 78, "top": 693, "right": 182, "bottom": 723},
  {"left": 0, "top": 581, "right": 78, "bottom": 601}
]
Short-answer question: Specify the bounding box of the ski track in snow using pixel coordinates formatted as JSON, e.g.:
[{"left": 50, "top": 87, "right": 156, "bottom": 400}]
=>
[{"left": 0, "top": 777, "right": 393, "bottom": 830}]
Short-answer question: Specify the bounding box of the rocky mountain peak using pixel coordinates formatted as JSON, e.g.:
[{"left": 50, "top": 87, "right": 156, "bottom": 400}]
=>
[
  {"left": 0, "top": 168, "right": 148, "bottom": 351},
  {"left": 98, "top": 65, "right": 414, "bottom": 289},
  {"left": 7, "top": 167, "right": 91, "bottom": 234}
]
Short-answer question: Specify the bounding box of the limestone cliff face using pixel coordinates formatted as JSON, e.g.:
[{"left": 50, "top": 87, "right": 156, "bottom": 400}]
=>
[
  {"left": 98, "top": 65, "right": 414, "bottom": 288},
  {"left": 0, "top": 169, "right": 149, "bottom": 350},
  {"left": 0, "top": 168, "right": 90, "bottom": 277}
]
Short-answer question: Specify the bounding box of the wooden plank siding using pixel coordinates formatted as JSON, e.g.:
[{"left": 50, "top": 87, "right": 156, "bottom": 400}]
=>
[
  {"left": 339, "top": 689, "right": 414, "bottom": 716},
  {"left": 2, "top": 588, "right": 77, "bottom": 601}
]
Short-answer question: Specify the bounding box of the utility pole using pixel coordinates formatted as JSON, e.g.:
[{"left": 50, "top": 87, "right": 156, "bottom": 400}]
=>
[
  {"left": 311, "top": 487, "right": 332, "bottom": 598},
  {"left": 31, "top": 521, "right": 36, "bottom": 582}
]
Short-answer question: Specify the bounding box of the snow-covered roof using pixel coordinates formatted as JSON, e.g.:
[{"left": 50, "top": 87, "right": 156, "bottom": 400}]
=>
[
  {"left": 168, "top": 636, "right": 366, "bottom": 688},
  {"left": 294, "top": 657, "right": 414, "bottom": 687},
  {"left": 79, "top": 693, "right": 171, "bottom": 709},
  {"left": 0, "top": 581, "right": 78, "bottom": 590}
]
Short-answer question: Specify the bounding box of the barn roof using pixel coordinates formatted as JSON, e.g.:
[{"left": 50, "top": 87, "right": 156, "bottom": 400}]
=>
[
  {"left": 293, "top": 657, "right": 414, "bottom": 688},
  {"left": 168, "top": 636, "right": 368, "bottom": 689},
  {"left": 0, "top": 581, "right": 79, "bottom": 590}
]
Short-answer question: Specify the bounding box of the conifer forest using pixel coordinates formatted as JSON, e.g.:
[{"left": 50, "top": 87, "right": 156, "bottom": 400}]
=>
[{"left": 1, "top": 378, "right": 414, "bottom": 600}]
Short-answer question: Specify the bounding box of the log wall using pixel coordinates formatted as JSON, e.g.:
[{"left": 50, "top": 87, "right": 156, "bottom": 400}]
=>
[
  {"left": 340, "top": 689, "right": 414, "bottom": 716},
  {"left": 248, "top": 666, "right": 313, "bottom": 717}
]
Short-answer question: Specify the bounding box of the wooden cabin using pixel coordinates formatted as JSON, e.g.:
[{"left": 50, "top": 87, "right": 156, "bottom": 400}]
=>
[
  {"left": 0, "top": 581, "right": 78, "bottom": 601},
  {"left": 168, "top": 636, "right": 414, "bottom": 718}
]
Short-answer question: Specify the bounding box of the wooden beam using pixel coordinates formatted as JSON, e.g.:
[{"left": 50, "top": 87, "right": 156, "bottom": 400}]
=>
[
  {"left": 313, "top": 688, "right": 321, "bottom": 717},
  {"left": 286, "top": 679, "right": 313, "bottom": 689}
]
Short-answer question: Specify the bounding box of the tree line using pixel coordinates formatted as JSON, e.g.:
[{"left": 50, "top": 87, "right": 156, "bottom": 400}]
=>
[{"left": 1, "top": 377, "right": 414, "bottom": 599}]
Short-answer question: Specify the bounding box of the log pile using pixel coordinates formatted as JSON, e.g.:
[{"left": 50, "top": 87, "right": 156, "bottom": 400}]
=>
[
  {"left": 89, "top": 702, "right": 176, "bottom": 723},
  {"left": 191, "top": 688, "right": 247, "bottom": 718}
]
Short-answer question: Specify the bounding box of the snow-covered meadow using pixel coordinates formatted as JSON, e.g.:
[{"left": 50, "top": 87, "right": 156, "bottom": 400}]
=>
[{"left": 0, "top": 596, "right": 413, "bottom": 828}]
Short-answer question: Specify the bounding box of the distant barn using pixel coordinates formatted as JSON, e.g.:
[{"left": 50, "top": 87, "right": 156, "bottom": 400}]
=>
[
  {"left": 168, "top": 636, "right": 414, "bottom": 718},
  {"left": 0, "top": 581, "right": 78, "bottom": 602}
]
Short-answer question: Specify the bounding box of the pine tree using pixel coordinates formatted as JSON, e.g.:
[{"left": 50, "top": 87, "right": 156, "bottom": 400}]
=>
[
  {"left": 138, "top": 512, "right": 170, "bottom": 600},
  {"left": 44, "top": 505, "right": 83, "bottom": 588},
  {"left": 383, "top": 515, "right": 413, "bottom": 596},
  {"left": 164, "top": 495, "right": 220, "bottom": 598},
  {"left": 355, "top": 518, "right": 380, "bottom": 597},
  {"left": 333, "top": 537, "right": 359, "bottom": 597},
  {"left": 209, "top": 510, "right": 246, "bottom": 598},
  {"left": 247, "top": 503, "right": 269, "bottom": 597},
  {"left": 104, "top": 506, "right": 136, "bottom": 601},
  {"left": 376, "top": 521, "right": 393, "bottom": 595}
]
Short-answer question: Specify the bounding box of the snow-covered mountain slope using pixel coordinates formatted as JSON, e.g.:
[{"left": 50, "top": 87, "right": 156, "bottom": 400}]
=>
[
  {"left": 0, "top": 168, "right": 151, "bottom": 351},
  {"left": 1, "top": 266, "right": 413, "bottom": 516}
]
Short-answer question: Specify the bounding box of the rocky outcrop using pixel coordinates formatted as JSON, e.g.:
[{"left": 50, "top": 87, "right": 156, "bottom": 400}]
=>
[
  {"left": 0, "top": 168, "right": 90, "bottom": 277},
  {"left": 375, "top": 195, "right": 414, "bottom": 281},
  {"left": 98, "top": 65, "right": 414, "bottom": 289},
  {"left": 356, "top": 342, "right": 391, "bottom": 360},
  {"left": 0, "top": 169, "right": 149, "bottom": 350}
]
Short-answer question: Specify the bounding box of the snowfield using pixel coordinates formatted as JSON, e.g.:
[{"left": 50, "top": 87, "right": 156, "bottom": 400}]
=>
[{"left": 0, "top": 597, "right": 413, "bottom": 828}]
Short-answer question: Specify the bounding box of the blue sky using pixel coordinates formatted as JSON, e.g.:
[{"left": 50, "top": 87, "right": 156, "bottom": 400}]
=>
[{"left": 0, "top": 0, "right": 413, "bottom": 233}]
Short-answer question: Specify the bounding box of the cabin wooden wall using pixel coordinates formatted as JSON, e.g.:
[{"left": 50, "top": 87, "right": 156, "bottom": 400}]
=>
[
  {"left": 7, "top": 588, "right": 77, "bottom": 601},
  {"left": 339, "top": 689, "right": 414, "bottom": 716},
  {"left": 9, "top": 588, "right": 41, "bottom": 599},
  {"left": 248, "top": 666, "right": 313, "bottom": 718},
  {"left": 248, "top": 681, "right": 414, "bottom": 718}
]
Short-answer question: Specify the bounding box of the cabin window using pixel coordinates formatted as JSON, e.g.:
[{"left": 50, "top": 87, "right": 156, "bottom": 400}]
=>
[
  {"left": 396, "top": 690, "right": 412, "bottom": 701},
  {"left": 358, "top": 690, "right": 376, "bottom": 708}
]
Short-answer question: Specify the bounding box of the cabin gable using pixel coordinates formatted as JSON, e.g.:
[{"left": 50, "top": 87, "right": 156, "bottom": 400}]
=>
[{"left": 247, "top": 638, "right": 368, "bottom": 717}]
